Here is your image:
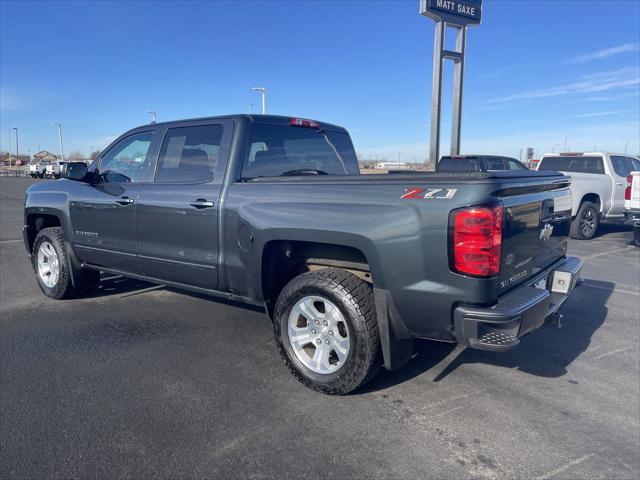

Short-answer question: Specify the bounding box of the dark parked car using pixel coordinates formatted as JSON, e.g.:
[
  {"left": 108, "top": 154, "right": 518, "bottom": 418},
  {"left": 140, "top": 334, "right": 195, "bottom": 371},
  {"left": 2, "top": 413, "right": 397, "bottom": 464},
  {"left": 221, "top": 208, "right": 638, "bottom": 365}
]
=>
[
  {"left": 23, "top": 114, "right": 582, "bottom": 394},
  {"left": 437, "top": 155, "right": 529, "bottom": 172}
]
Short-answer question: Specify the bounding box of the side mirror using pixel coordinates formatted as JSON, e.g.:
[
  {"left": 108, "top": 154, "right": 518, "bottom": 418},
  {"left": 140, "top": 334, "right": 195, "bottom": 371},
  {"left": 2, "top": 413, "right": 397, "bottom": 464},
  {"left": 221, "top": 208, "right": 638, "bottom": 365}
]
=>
[{"left": 64, "top": 162, "right": 88, "bottom": 181}]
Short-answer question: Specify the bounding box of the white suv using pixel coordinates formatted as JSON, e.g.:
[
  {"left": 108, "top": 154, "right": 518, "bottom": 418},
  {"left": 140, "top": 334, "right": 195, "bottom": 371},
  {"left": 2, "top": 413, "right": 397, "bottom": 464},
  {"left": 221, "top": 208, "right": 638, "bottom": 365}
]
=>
[{"left": 537, "top": 152, "right": 640, "bottom": 239}]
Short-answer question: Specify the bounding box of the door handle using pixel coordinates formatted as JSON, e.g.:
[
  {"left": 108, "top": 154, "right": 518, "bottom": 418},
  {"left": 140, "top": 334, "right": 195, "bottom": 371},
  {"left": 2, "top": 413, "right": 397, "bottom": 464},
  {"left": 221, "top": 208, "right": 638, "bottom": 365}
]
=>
[
  {"left": 615, "top": 182, "right": 623, "bottom": 186},
  {"left": 190, "top": 199, "right": 215, "bottom": 209},
  {"left": 116, "top": 196, "right": 135, "bottom": 205}
]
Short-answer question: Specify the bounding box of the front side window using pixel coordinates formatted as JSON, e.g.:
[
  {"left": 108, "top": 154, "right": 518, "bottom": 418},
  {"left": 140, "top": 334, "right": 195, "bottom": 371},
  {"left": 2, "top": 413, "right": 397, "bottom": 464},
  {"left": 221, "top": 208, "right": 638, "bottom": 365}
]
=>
[
  {"left": 507, "top": 159, "right": 527, "bottom": 170},
  {"left": 155, "top": 124, "right": 223, "bottom": 183},
  {"left": 241, "top": 124, "right": 359, "bottom": 178},
  {"left": 99, "top": 132, "right": 154, "bottom": 183}
]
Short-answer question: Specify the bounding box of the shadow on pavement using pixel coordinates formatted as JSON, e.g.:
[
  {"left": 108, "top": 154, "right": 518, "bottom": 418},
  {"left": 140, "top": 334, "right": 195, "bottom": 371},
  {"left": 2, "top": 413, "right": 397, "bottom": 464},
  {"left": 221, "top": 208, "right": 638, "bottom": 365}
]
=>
[{"left": 361, "top": 279, "right": 614, "bottom": 393}]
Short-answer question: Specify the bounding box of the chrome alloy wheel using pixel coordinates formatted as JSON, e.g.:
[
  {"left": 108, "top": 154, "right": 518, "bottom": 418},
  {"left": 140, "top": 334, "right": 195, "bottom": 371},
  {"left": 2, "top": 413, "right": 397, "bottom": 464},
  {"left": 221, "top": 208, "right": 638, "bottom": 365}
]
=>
[
  {"left": 37, "top": 241, "right": 60, "bottom": 288},
  {"left": 287, "top": 295, "right": 350, "bottom": 374},
  {"left": 580, "top": 206, "right": 597, "bottom": 237}
]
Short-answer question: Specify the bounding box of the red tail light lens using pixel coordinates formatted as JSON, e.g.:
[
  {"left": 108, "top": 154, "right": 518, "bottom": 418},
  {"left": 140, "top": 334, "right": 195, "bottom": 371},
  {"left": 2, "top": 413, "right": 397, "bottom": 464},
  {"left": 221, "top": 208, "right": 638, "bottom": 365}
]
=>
[
  {"left": 625, "top": 175, "right": 633, "bottom": 201},
  {"left": 290, "top": 118, "right": 320, "bottom": 128},
  {"left": 451, "top": 204, "right": 503, "bottom": 277}
]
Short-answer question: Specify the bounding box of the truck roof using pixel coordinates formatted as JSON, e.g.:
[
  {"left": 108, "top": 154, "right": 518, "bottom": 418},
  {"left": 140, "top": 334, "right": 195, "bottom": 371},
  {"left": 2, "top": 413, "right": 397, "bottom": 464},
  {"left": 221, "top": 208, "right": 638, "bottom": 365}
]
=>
[
  {"left": 132, "top": 114, "right": 348, "bottom": 133},
  {"left": 541, "top": 152, "right": 633, "bottom": 157}
]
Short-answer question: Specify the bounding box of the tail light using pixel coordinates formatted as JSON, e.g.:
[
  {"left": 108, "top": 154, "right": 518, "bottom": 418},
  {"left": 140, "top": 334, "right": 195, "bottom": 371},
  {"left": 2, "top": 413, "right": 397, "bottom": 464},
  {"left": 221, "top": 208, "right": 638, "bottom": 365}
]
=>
[
  {"left": 625, "top": 175, "right": 633, "bottom": 201},
  {"left": 450, "top": 204, "right": 503, "bottom": 277}
]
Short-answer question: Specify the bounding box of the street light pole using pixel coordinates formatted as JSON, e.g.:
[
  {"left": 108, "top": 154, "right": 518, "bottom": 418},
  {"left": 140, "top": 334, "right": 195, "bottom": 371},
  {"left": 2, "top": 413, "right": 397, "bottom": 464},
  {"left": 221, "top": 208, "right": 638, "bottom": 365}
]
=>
[
  {"left": 252, "top": 87, "right": 267, "bottom": 114},
  {"left": 53, "top": 123, "right": 64, "bottom": 162},
  {"left": 12, "top": 127, "right": 18, "bottom": 167},
  {"left": 146, "top": 111, "right": 157, "bottom": 124}
]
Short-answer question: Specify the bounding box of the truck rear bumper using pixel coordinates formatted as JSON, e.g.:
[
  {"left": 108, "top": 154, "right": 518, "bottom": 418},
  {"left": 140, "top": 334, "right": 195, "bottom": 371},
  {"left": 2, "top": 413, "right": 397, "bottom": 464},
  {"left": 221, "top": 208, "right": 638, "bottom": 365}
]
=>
[{"left": 453, "top": 256, "right": 583, "bottom": 352}]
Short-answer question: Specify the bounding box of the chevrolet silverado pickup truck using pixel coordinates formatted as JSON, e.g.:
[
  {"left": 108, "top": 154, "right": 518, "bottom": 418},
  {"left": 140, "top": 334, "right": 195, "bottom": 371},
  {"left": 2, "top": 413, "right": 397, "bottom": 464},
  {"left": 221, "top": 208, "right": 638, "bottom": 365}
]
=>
[
  {"left": 24, "top": 114, "right": 583, "bottom": 394},
  {"left": 537, "top": 152, "right": 640, "bottom": 240}
]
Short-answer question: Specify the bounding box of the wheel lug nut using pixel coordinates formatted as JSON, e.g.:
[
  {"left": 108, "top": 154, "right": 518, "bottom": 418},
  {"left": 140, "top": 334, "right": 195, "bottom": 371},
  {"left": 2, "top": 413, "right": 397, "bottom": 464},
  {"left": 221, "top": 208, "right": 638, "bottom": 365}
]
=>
[
  {"left": 325, "top": 340, "right": 330, "bottom": 345},
  {"left": 311, "top": 329, "right": 316, "bottom": 334},
  {"left": 315, "top": 320, "right": 320, "bottom": 325},
  {"left": 323, "top": 320, "right": 328, "bottom": 326},
  {"left": 316, "top": 339, "right": 321, "bottom": 345},
  {"left": 328, "top": 331, "right": 333, "bottom": 336}
]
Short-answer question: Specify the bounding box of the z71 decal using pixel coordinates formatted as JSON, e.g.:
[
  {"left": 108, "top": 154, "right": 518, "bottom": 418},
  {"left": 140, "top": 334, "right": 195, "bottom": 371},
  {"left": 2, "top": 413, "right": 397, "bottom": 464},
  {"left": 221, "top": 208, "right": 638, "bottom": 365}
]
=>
[{"left": 401, "top": 187, "right": 458, "bottom": 200}]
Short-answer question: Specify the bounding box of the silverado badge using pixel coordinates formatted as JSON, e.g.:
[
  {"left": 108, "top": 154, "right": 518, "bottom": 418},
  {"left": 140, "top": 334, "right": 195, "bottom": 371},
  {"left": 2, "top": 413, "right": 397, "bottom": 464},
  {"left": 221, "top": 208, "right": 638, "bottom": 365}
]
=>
[{"left": 539, "top": 224, "right": 554, "bottom": 241}]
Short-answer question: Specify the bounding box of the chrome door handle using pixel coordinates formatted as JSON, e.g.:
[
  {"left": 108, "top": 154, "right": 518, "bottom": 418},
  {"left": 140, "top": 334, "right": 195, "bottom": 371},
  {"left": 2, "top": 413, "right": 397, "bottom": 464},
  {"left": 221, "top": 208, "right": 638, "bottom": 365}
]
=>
[
  {"left": 190, "top": 199, "right": 215, "bottom": 209},
  {"left": 615, "top": 182, "right": 623, "bottom": 186},
  {"left": 116, "top": 196, "right": 135, "bottom": 205}
]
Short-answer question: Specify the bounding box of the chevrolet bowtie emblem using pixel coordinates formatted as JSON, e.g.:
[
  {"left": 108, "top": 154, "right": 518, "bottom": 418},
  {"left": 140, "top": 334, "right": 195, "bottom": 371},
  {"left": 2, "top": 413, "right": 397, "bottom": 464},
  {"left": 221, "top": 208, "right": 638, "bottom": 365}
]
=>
[{"left": 540, "top": 224, "right": 554, "bottom": 241}]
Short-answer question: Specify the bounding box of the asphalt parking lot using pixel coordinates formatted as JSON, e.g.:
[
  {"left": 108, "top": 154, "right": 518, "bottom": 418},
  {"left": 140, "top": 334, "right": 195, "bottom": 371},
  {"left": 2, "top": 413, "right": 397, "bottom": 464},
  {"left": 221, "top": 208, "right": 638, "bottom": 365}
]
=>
[{"left": 1, "top": 176, "right": 639, "bottom": 479}]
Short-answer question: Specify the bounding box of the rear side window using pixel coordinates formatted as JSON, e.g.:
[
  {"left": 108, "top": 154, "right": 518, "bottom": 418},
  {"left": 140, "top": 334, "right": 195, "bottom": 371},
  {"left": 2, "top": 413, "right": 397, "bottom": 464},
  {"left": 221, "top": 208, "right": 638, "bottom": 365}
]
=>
[
  {"left": 484, "top": 158, "right": 505, "bottom": 170},
  {"left": 437, "top": 157, "right": 481, "bottom": 172},
  {"left": 241, "top": 124, "right": 359, "bottom": 178},
  {"left": 155, "top": 124, "right": 223, "bottom": 183},
  {"left": 539, "top": 156, "right": 605, "bottom": 174},
  {"left": 611, "top": 156, "right": 640, "bottom": 177}
]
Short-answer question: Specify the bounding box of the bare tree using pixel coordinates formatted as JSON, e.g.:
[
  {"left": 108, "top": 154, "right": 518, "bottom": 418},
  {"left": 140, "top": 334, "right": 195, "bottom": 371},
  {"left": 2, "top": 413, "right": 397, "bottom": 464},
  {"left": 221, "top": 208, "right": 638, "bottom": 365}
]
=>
[
  {"left": 89, "top": 150, "right": 101, "bottom": 160},
  {"left": 66, "top": 151, "right": 85, "bottom": 161}
]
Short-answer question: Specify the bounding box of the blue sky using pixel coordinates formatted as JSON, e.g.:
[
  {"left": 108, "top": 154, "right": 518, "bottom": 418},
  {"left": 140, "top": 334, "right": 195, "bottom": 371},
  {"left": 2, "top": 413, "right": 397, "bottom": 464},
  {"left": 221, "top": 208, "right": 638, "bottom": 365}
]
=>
[{"left": 1, "top": 0, "right": 639, "bottom": 161}]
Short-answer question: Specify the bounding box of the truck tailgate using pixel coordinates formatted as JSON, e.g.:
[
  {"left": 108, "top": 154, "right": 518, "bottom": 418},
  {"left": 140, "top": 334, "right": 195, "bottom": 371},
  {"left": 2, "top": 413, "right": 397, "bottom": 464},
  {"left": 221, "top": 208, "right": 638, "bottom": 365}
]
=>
[{"left": 497, "top": 183, "right": 572, "bottom": 294}]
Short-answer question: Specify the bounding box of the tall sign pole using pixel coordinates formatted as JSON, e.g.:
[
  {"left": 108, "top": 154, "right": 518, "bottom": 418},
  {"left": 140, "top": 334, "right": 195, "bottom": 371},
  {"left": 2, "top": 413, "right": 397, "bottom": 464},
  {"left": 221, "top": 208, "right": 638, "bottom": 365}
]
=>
[{"left": 420, "top": 0, "right": 482, "bottom": 166}]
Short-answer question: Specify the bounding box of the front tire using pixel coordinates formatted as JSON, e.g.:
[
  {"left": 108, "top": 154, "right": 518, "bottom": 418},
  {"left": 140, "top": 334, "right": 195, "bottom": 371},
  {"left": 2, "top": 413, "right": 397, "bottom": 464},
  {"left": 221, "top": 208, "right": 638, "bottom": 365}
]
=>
[
  {"left": 32, "top": 227, "right": 99, "bottom": 299},
  {"left": 570, "top": 201, "right": 599, "bottom": 240},
  {"left": 273, "top": 268, "right": 381, "bottom": 395}
]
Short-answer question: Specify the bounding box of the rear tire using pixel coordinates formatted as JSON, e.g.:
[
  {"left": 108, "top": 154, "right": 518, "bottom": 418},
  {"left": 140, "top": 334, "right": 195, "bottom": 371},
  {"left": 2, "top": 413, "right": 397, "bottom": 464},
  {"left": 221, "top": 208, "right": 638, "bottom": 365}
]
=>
[
  {"left": 570, "top": 201, "right": 599, "bottom": 240},
  {"left": 634, "top": 224, "right": 640, "bottom": 247},
  {"left": 32, "top": 227, "right": 100, "bottom": 299},
  {"left": 273, "top": 268, "right": 381, "bottom": 395}
]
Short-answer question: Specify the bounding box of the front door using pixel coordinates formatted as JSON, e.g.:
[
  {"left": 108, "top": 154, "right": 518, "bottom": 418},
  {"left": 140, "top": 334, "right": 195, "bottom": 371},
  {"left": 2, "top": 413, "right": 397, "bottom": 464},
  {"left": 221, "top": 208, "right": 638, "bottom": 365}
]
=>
[
  {"left": 136, "top": 120, "right": 232, "bottom": 290},
  {"left": 70, "top": 130, "right": 156, "bottom": 272}
]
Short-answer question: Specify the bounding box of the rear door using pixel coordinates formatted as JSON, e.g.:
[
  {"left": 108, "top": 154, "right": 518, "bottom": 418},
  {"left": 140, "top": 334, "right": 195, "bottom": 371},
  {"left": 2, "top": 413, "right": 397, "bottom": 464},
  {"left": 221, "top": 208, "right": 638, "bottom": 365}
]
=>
[
  {"left": 135, "top": 119, "right": 233, "bottom": 290},
  {"left": 610, "top": 155, "right": 635, "bottom": 215}
]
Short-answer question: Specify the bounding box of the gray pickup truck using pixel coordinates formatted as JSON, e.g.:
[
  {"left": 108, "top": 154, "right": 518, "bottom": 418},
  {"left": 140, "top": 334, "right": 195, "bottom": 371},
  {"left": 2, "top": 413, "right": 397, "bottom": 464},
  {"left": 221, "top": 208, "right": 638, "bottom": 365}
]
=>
[{"left": 23, "top": 114, "right": 583, "bottom": 394}]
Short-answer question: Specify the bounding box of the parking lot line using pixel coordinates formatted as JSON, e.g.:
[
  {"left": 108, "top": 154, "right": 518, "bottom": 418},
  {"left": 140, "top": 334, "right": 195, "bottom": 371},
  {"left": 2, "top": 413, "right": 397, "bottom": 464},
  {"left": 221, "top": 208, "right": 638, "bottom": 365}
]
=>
[
  {"left": 536, "top": 454, "right": 595, "bottom": 480},
  {"left": 581, "top": 280, "right": 640, "bottom": 296},
  {"left": 582, "top": 246, "right": 636, "bottom": 261},
  {"left": 591, "top": 346, "right": 634, "bottom": 361},
  {"left": 0, "top": 239, "right": 22, "bottom": 244}
]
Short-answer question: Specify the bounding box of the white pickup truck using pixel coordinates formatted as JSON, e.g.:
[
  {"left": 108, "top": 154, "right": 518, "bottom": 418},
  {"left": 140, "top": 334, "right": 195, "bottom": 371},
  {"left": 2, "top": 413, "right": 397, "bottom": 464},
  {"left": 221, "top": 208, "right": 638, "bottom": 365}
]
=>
[
  {"left": 624, "top": 170, "right": 640, "bottom": 246},
  {"left": 537, "top": 152, "right": 640, "bottom": 239}
]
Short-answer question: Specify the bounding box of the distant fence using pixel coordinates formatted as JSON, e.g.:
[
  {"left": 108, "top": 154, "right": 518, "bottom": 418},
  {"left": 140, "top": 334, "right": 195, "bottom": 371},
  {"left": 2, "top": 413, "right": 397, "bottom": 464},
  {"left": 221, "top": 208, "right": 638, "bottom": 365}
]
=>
[{"left": 0, "top": 167, "right": 28, "bottom": 177}]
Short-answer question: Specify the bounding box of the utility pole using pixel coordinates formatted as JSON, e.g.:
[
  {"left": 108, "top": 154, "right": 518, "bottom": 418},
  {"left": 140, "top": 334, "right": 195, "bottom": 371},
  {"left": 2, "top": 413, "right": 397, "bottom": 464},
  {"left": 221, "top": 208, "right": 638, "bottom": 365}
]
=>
[
  {"left": 420, "top": 0, "right": 482, "bottom": 167},
  {"left": 252, "top": 87, "right": 267, "bottom": 114},
  {"left": 53, "top": 123, "right": 64, "bottom": 162},
  {"left": 12, "top": 127, "right": 18, "bottom": 166}
]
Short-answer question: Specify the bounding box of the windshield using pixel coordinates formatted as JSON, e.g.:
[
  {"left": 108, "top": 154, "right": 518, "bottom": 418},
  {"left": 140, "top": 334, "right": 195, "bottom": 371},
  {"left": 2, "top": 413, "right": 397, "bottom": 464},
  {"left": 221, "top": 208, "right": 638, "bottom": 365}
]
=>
[
  {"left": 539, "top": 156, "right": 605, "bottom": 174},
  {"left": 241, "top": 124, "right": 359, "bottom": 178}
]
